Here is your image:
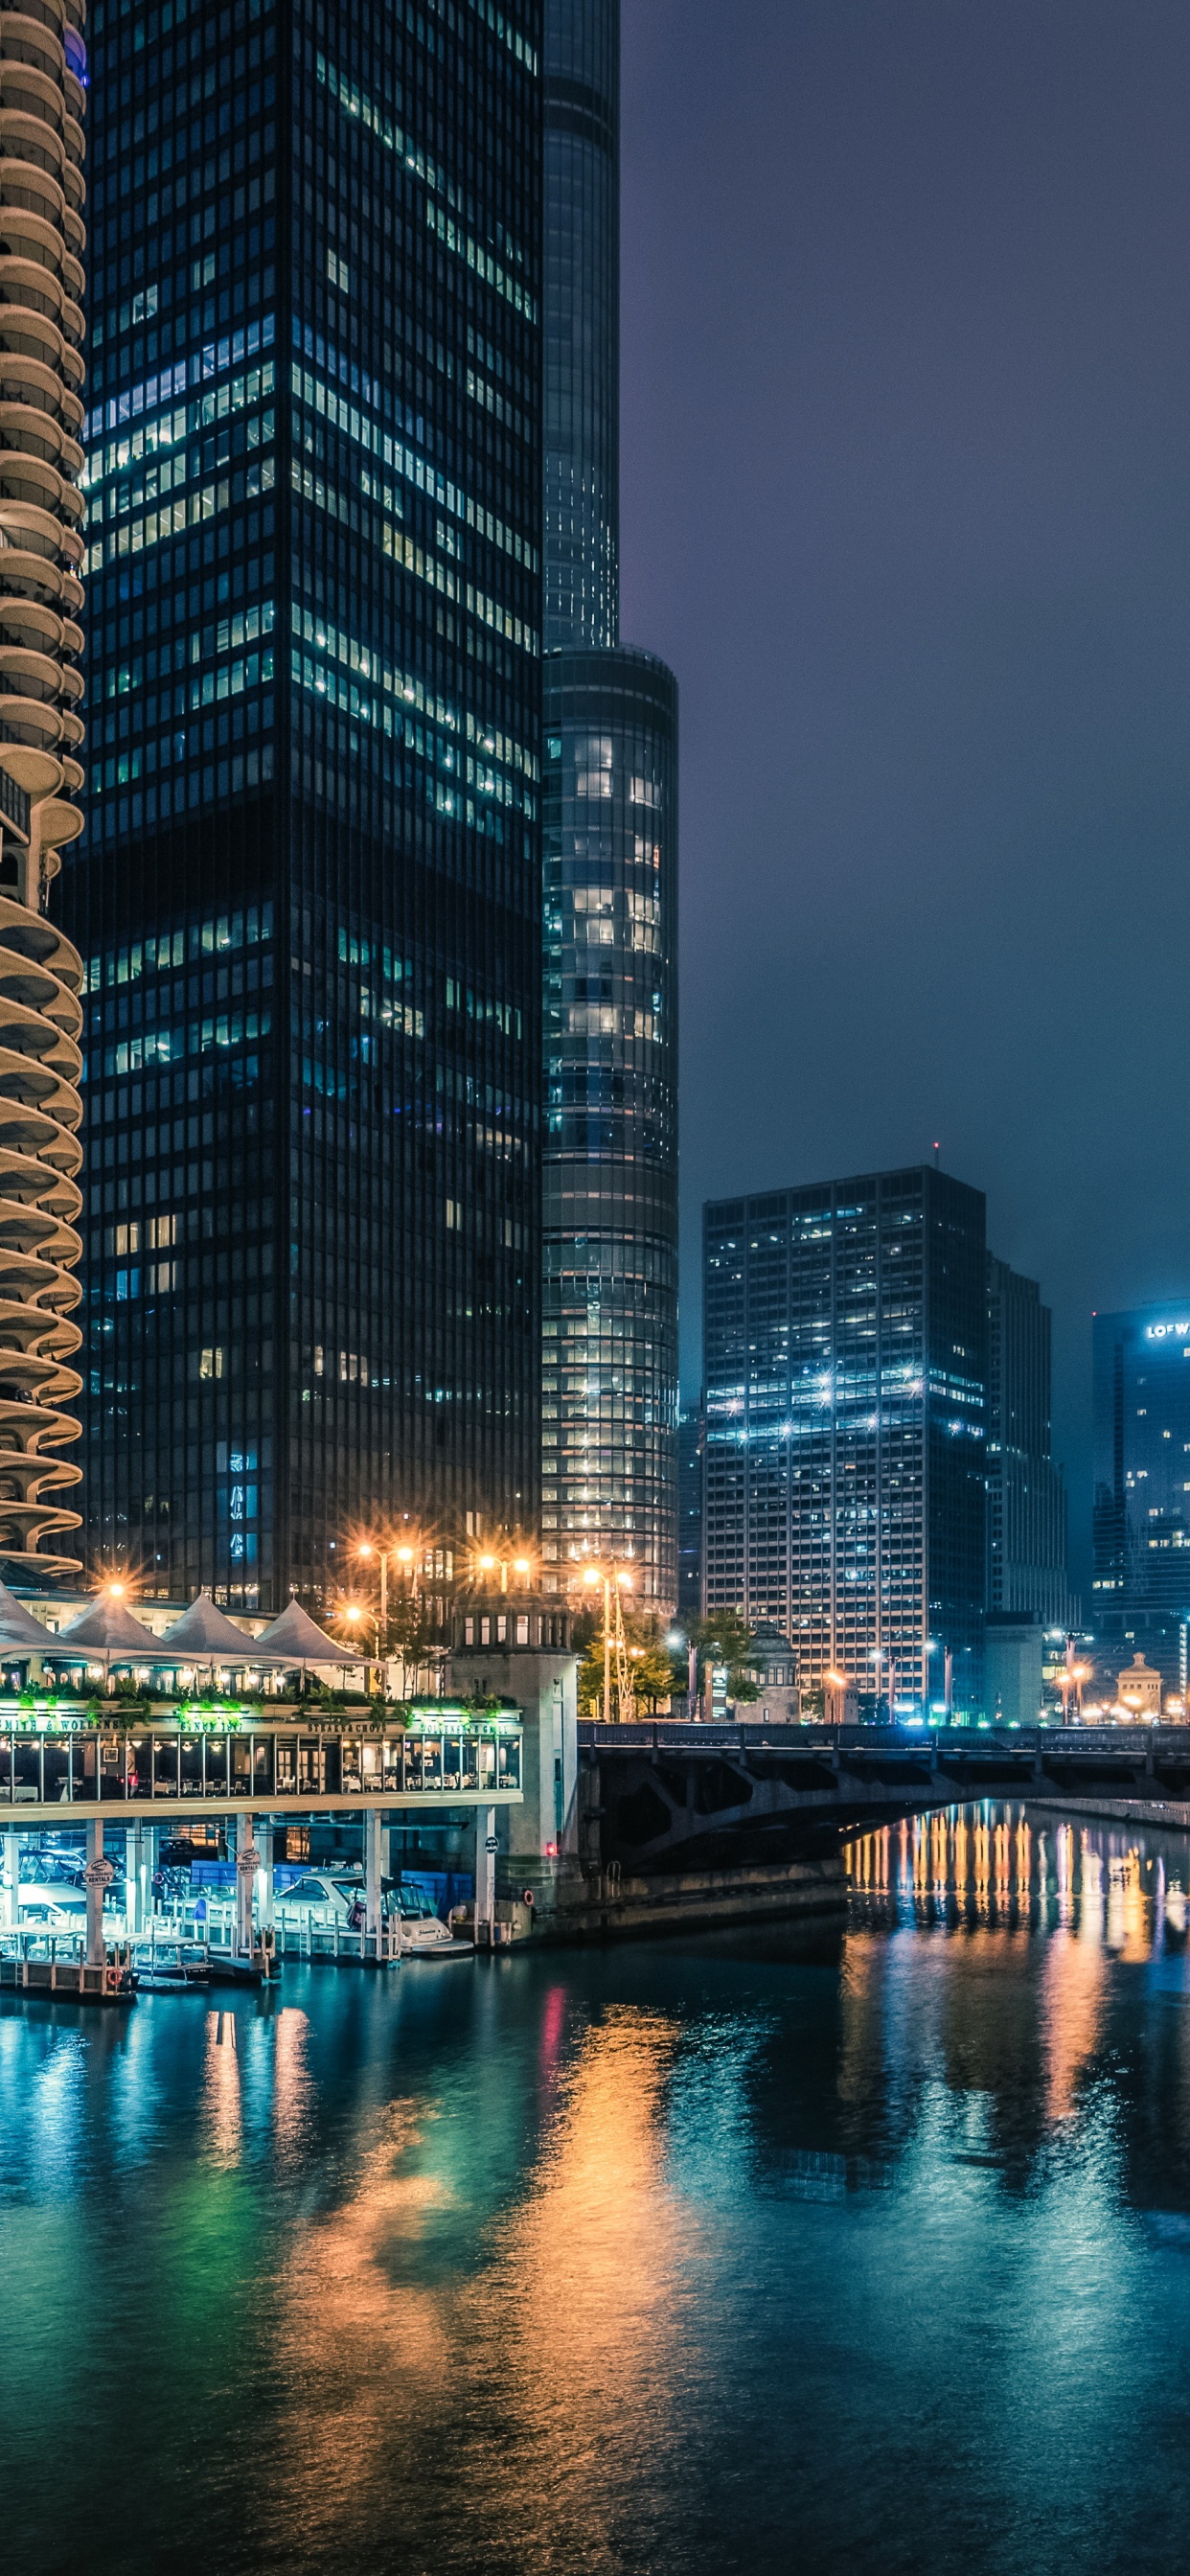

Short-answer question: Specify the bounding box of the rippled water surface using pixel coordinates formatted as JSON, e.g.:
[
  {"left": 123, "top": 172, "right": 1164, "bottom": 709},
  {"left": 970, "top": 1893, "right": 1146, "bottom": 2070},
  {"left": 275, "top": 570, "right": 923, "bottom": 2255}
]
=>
[{"left": 8, "top": 1806, "right": 1190, "bottom": 2575}]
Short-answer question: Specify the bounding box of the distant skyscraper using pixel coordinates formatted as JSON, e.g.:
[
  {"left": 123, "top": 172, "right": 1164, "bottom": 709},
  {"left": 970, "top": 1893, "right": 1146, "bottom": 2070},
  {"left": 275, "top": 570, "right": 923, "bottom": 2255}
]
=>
[
  {"left": 985, "top": 1255, "right": 1071, "bottom": 1626},
  {"left": 541, "top": 0, "right": 678, "bottom": 1609},
  {"left": 0, "top": 0, "right": 89, "bottom": 1580},
  {"left": 65, "top": 0, "right": 544, "bottom": 1608},
  {"left": 677, "top": 1393, "right": 704, "bottom": 1622},
  {"left": 1092, "top": 1300, "right": 1190, "bottom": 1688},
  {"left": 703, "top": 1168, "right": 988, "bottom": 1715},
  {"left": 543, "top": 0, "right": 618, "bottom": 651}
]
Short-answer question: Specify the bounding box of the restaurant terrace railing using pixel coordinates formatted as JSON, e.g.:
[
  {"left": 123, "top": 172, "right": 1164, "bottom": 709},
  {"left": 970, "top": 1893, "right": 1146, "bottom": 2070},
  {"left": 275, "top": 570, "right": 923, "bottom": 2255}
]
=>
[{"left": 0, "top": 1705, "right": 524, "bottom": 1810}]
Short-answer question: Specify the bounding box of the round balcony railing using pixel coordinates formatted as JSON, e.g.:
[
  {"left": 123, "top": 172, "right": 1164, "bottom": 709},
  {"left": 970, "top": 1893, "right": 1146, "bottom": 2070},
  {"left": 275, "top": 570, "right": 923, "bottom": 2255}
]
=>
[{"left": 0, "top": 0, "right": 85, "bottom": 1576}]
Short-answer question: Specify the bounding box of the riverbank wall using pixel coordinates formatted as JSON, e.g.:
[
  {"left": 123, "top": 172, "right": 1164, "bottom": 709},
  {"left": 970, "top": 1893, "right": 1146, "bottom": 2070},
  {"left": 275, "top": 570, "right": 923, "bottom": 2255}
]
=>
[
  {"left": 495, "top": 1852, "right": 847, "bottom": 1944},
  {"left": 1027, "top": 1795, "right": 1190, "bottom": 1832}
]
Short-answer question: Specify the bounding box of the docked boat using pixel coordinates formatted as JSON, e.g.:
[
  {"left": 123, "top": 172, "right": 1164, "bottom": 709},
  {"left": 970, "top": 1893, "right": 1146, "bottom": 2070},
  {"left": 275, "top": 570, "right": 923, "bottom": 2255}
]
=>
[
  {"left": 393, "top": 1880, "right": 473, "bottom": 1957},
  {"left": 131, "top": 1942, "right": 209, "bottom": 1992}
]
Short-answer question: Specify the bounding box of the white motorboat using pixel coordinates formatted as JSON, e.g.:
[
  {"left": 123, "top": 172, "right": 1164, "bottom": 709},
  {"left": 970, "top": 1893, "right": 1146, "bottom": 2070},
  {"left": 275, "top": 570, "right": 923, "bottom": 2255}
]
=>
[{"left": 391, "top": 1880, "right": 472, "bottom": 1956}]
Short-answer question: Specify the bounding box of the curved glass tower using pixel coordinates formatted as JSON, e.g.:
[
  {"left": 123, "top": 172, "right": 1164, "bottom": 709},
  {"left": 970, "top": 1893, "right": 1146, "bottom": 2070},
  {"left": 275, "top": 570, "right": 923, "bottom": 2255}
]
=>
[
  {"left": 544, "top": 0, "right": 618, "bottom": 651},
  {"left": 542, "top": 0, "right": 678, "bottom": 1609},
  {"left": 0, "top": 0, "right": 88, "bottom": 1574}
]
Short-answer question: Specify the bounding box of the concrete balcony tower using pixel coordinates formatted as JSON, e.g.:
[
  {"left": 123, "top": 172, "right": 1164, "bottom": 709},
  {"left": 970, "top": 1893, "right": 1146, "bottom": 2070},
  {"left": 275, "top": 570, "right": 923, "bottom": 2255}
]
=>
[{"left": 0, "top": 0, "right": 88, "bottom": 1574}]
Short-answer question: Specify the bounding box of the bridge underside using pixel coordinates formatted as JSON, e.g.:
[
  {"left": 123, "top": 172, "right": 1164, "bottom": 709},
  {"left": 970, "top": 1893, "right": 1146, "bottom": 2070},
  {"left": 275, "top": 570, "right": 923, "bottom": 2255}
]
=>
[{"left": 580, "top": 1726, "right": 1190, "bottom": 1874}]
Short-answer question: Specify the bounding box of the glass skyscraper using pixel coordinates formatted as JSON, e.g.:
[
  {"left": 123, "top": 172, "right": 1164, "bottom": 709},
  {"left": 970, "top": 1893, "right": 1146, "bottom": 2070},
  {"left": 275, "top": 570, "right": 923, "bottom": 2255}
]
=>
[
  {"left": 985, "top": 1254, "right": 1070, "bottom": 1626},
  {"left": 64, "top": 0, "right": 545, "bottom": 1612},
  {"left": 540, "top": 0, "right": 678, "bottom": 1609},
  {"left": 1092, "top": 1300, "right": 1190, "bottom": 1688},
  {"left": 702, "top": 1167, "right": 988, "bottom": 1716}
]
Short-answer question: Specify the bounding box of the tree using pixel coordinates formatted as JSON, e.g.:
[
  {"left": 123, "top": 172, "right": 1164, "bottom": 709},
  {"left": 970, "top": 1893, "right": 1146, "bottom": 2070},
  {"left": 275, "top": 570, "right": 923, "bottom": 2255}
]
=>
[
  {"left": 689, "top": 1608, "right": 761, "bottom": 1705},
  {"left": 386, "top": 1594, "right": 428, "bottom": 1661},
  {"left": 577, "top": 1609, "right": 684, "bottom": 1720}
]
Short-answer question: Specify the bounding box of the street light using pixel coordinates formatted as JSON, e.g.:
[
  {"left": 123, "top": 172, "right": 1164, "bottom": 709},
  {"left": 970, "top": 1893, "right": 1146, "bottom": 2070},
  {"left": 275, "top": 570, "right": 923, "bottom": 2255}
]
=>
[
  {"left": 871, "top": 1644, "right": 897, "bottom": 1723},
  {"left": 342, "top": 1598, "right": 378, "bottom": 1657},
  {"left": 582, "top": 1561, "right": 633, "bottom": 1724},
  {"left": 356, "top": 1541, "right": 390, "bottom": 1659},
  {"left": 824, "top": 1668, "right": 851, "bottom": 1728}
]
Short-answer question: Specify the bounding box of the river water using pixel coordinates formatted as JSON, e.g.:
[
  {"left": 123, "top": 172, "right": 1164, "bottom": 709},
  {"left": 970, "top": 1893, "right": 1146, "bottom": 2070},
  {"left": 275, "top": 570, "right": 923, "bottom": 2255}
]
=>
[{"left": 6, "top": 1804, "right": 1190, "bottom": 2576}]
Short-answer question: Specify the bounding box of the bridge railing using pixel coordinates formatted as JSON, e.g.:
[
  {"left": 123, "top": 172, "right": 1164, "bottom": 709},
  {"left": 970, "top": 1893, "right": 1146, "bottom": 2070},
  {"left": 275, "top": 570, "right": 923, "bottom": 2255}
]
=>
[{"left": 578, "top": 1720, "right": 1183, "bottom": 1759}]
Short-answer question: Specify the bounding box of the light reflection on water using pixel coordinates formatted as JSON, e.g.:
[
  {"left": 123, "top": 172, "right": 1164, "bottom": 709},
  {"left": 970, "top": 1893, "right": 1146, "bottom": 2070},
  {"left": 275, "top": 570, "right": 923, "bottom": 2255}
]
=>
[{"left": 6, "top": 1805, "right": 1190, "bottom": 2574}]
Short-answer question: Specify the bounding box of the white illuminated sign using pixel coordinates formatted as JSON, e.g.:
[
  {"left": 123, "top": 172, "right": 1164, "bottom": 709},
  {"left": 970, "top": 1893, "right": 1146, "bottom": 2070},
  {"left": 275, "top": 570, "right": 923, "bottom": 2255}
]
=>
[{"left": 1145, "top": 1322, "right": 1190, "bottom": 1340}]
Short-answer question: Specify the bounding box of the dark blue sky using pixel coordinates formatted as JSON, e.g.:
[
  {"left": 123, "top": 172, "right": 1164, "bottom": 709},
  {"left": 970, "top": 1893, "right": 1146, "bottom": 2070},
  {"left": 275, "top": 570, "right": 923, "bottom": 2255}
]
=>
[{"left": 618, "top": 0, "right": 1190, "bottom": 1588}]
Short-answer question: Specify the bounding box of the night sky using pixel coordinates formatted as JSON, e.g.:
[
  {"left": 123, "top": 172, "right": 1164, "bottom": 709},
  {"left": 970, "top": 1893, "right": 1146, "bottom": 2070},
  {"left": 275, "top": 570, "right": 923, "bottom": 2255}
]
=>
[{"left": 619, "top": 0, "right": 1190, "bottom": 1591}]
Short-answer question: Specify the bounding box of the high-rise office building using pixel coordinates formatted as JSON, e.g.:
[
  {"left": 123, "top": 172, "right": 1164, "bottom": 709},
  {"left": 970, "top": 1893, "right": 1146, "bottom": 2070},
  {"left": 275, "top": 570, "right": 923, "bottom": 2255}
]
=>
[
  {"left": 0, "top": 0, "right": 89, "bottom": 1577},
  {"left": 540, "top": 0, "right": 678, "bottom": 1609},
  {"left": 703, "top": 1167, "right": 988, "bottom": 1714},
  {"left": 676, "top": 1392, "right": 703, "bottom": 1622},
  {"left": 65, "top": 0, "right": 544, "bottom": 1609},
  {"left": 985, "top": 1254, "right": 1071, "bottom": 1625},
  {"left": 1092, "top": 1300, "right": 1190, "bottom": 1689}
]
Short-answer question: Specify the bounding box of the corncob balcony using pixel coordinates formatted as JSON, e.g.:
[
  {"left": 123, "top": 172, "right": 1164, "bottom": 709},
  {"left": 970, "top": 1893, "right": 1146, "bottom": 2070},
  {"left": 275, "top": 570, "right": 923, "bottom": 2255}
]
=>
[{"left": 0, "top": 0, "right": 86, "bottom": 1574}]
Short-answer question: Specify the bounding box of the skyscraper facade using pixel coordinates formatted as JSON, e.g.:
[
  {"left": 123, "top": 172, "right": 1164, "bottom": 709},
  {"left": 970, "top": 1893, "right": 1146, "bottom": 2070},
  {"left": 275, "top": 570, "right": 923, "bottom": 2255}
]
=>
[
  {"left": 703, "top": 1168, "right": 988, "bottom": 1715},
  {"left": 985, "top": 1254, "right": 1071, "bottom": 1625},
  {"left": 540, "top": 0, "right": 678, "bottom": 1609},
  {"left": 1092, "top": 1300, "right": 1190, "bottom": 1688},
  {"left": 543, "top": 0, "right": 616, "bottom": 650},
  {"left": 0, "top": 0, "right": 89, "bottom": 1577},
  {"left": 65, "top": 0, "right": 544, "bottom": 1610},
  {"left": 676, "top": 1392, "right": 704, "bottom": 1622}
]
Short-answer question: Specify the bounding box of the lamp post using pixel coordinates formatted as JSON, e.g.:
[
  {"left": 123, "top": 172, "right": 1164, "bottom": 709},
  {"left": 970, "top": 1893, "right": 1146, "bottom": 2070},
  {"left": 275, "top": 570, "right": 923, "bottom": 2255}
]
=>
[
  {"left": 582, "top": 1561, "right": 633, "bottom": 1723},
  {"left": 357, "top": 1542, "right": 390, "bottom": 1655},
  {"left": 824, "top": 1668, "right": 848, "bottom": 1728},
  {"left": 342, "top": 1600, "right": 378, "bottom": 1662},
  {"left": 1057, "top": 1637, "right": 1090, "bottom": 1728}
]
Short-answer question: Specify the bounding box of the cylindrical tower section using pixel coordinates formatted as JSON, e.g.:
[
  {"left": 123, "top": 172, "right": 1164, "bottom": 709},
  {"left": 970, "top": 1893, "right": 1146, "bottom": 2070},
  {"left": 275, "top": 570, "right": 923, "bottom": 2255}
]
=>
[
  {"left": 0, "top": 0, "right": 87, "bottom": 1574},
  {"left": 542, "top": 646, "right": 678, "bottom": 1610},
  {"left": 544, "top": 0, "right": 619, "bottom": 650}
]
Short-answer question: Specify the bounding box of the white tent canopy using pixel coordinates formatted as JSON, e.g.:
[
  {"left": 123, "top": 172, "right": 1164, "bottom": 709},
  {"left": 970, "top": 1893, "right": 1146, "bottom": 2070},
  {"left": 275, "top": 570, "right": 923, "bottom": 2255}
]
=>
[
  {"left": 0, "top": 1578, "right": 57, "bottom": 1650},
  {"left": 162, "top": 1590, "right": 266, "bottom": 1661},
  {"left": 57, "top": 1596, "right": 163, "bottom": 1657},
  {"left": 252, "top": 1598, "right": 356, "bottom": 1668}
]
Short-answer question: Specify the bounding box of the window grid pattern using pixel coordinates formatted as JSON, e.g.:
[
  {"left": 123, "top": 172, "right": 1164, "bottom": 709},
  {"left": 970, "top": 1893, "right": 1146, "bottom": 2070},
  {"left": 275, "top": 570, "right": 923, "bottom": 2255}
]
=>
[
  {"left": 63, "top": 0, "right": 544, "bottom": 1607},
  {"left": 541, "top": 648, "right": 677, "bottom": 1607},
  {"left": 702, "top": 1169, "right": 988, "bottom": 1714}
]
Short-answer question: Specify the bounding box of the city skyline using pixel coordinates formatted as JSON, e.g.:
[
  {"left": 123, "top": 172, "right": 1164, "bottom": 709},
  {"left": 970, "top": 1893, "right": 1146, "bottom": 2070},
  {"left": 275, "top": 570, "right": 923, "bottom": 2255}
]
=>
[
  {"left": 2, "top": 0, "right": 1181, "bottom": 1626},
  {"left": 618, "top": 0, "right": 1190, "bottom": 1598}
]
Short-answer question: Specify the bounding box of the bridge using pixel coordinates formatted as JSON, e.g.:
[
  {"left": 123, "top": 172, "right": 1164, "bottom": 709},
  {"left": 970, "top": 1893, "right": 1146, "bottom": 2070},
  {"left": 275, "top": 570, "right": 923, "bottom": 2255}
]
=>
[{"left": 578, "top": 1721, "right": 1190, "bottom": 1873}]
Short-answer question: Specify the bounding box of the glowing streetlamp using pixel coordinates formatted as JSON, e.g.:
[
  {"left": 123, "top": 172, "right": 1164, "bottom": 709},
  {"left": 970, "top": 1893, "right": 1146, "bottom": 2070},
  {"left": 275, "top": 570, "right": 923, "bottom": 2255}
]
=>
[
  {"left": 871, "top": 1644, "right": 897, "bottom": 1723},
  {"left": 582, "top": 1561, "right": 633, "bottom": 1724},
  {"left": 357, "top": 1537, "right": 421, "bottom": 1658},
  {"left": 1057, "top": 1636, "right": 1091, "bottom": 1727},
  {"left": 342, "top": 1598, "right": 368, "bottom": 1658}
]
